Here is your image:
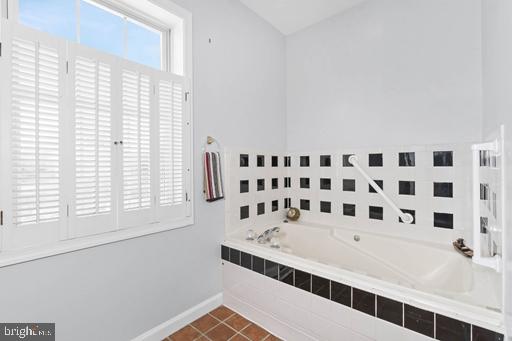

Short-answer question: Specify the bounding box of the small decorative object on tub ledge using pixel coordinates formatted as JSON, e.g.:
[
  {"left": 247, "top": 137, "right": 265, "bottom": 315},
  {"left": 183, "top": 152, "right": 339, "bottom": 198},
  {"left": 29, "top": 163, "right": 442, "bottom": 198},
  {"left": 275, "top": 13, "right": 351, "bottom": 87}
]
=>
[
  {"left": 453, "top": 238, "right": 473, "bottom": 258},
  {"left": 287, "top": 207, "right": 300, "bottom": 221},
  {"left": 203, "top": 136, "right": 224, "bottom": 202}
]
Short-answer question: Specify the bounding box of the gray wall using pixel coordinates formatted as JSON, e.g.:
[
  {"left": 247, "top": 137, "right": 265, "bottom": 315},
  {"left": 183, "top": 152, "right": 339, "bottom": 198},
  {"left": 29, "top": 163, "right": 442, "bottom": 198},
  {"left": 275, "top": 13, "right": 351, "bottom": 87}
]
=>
[
  {"left": 286, "top": 0, "right": 483, "bottom": 151},
  {"left": 0, "top": 0, "right": 286, "bottom": 340},
  {"left": 481, "top": 1, "right": 512, "bottom": 338}
]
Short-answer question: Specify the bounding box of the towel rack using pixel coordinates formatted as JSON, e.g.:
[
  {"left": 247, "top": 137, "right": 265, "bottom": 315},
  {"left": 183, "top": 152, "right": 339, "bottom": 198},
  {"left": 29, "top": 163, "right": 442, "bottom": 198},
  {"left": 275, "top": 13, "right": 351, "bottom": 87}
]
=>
[{"left": 202, "top": 136, "right": 221, "bottom": 152}]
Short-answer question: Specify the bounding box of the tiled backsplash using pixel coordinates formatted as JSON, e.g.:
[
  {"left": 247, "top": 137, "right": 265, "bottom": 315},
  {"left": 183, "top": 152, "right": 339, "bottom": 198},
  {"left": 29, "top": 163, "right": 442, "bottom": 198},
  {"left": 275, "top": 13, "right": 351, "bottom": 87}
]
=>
[{"left": 225, "top": 144, "right": 474, "bottom": 243}]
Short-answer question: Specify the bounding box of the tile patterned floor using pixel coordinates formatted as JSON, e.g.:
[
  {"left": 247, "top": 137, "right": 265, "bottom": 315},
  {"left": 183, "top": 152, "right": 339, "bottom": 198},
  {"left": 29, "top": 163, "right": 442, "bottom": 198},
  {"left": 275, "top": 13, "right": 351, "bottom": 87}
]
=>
[{"left": 163, "top": 305, "right": 282, "bottom": 341}]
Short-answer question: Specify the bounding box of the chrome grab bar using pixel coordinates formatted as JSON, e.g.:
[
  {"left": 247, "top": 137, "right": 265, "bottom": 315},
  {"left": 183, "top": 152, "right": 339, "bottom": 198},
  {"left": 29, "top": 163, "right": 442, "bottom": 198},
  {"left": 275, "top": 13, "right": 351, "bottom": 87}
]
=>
[{"left": 348, "top": 155, "right": 414, "bottom": 224}]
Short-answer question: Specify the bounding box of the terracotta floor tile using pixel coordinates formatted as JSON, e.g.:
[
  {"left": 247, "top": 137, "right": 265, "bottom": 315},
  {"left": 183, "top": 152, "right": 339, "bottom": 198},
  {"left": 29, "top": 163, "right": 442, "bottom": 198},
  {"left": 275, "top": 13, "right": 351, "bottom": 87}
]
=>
[
  {"left": 170, "top": 325, "right": 202, "bottom": 341},
  {"left": 225, "top": 315, "right": 251, "bottom": 331},
  {"left": 195, "top": 336, "right": 211, "bottom": 341},
  {"left": 264, "top": 335, "right": 282, "bottom": 341},
  {"left": 240, "top": 324, "right": 269, "bottom": 341},
  {"left": 229, "top": 334, "right": 250, "bottom": 341},
  {"left": 205, "top": 323, "right": 237, "bottom": 341},
  {"left": 209, "top": 306, "right": 236, "bottom": 321},
  {"left": 191, "top": 314, "right": 221, "bottom": 333}
]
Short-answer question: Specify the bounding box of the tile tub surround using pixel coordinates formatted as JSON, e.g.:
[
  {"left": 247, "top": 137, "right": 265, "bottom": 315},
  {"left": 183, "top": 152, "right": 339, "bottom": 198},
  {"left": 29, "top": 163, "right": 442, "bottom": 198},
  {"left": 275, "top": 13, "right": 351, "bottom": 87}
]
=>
[
  {"left": 221, "top": 245, "right": 505, "bottom": 341},
  {"left": 224, "top": 144, "right": 479, "bottom": 244}
]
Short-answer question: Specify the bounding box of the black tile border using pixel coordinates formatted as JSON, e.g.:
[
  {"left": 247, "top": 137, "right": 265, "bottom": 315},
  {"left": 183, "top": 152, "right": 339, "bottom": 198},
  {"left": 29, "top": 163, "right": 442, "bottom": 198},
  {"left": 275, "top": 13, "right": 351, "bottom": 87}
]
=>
[{"left": 220, "top": 244, "right": 504, "bottom": 341}]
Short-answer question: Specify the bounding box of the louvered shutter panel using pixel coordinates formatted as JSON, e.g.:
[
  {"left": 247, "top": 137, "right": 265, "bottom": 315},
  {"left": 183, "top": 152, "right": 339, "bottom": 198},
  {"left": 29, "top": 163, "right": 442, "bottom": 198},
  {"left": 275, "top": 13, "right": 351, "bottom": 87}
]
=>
[
  {"left": 155, "top": 73, "right": 190, "bottom": 221},
  {"left": 68, "top": 44, "right": 116, "bottom": 237},
  {"left": 119, "top": 66, "right": 153, "bottom": 227},
  {"left": 2, "top": 23, "right": 65, "bottom": 250}
]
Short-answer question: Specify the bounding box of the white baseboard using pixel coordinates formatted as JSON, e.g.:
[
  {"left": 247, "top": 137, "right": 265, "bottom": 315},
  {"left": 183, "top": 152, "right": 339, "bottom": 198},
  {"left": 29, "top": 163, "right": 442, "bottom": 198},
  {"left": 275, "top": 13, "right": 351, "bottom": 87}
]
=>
[{"left": 132, "top": 293, "right": 223, "bottom": 341}]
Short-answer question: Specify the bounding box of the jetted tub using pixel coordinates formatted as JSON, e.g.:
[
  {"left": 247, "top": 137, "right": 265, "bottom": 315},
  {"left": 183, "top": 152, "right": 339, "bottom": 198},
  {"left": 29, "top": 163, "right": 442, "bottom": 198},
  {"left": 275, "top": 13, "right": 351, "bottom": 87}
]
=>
[{"left": 225, "top": 221, "right": 504, "bottom": 332}]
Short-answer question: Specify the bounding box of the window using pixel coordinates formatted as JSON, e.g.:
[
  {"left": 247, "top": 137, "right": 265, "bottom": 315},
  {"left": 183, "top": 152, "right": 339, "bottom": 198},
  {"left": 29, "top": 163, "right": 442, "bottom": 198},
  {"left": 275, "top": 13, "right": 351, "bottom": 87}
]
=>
[
  {"left": 16, "top": 0, "right": 165, "bottom": 70},
  {"left": 0, "top": 0, "right": 192, "bottom": 259}
]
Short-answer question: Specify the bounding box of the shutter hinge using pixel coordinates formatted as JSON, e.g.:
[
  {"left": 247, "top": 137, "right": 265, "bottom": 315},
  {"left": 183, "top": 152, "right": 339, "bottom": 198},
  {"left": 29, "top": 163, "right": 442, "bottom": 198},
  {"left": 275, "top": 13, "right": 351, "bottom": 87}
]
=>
[
  {"left": 66, "top": 204, "right": 69, "bottom": 217},
  {"left": 0, "top": 42, "right": 2, "bottom": 57},
  {"left": 186, "top": 192, "right": 190, "bottom": 202},
  {"left": 66, "top": 61, "right": 69, "bottom": 74},
  {"left": 0, "top": 210, "right": 3, "bottom": 226},
  {"left": 185, "top": 92, "right": 190, "bottom": 102}
]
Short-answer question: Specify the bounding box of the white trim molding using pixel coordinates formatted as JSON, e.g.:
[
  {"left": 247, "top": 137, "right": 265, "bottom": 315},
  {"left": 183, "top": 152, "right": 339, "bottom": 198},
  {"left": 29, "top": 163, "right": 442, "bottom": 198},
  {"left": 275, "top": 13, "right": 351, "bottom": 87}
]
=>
[{"left": 132, "top": 293, "right": 223, "bottom": 341}]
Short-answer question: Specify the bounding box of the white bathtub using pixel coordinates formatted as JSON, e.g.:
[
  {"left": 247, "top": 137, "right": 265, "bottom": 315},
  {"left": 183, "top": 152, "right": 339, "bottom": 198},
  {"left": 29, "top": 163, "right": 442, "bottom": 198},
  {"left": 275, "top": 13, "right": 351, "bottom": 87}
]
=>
[{"left": 225, "top": 221, "right": 504, "bottom": 332}]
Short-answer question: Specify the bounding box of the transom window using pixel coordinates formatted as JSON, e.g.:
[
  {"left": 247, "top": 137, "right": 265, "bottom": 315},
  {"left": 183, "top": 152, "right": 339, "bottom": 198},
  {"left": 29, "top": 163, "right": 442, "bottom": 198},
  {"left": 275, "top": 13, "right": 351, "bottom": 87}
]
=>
[{"left": 17, "top": 0, "right": 166, "bottom": 70}]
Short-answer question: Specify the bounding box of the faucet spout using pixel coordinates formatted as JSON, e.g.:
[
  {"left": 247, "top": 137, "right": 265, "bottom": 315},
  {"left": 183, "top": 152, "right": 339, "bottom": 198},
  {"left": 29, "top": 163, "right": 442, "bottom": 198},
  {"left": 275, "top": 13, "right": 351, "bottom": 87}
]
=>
[{"left": 257, "top": 227, "right": 280, "bottom": 244}]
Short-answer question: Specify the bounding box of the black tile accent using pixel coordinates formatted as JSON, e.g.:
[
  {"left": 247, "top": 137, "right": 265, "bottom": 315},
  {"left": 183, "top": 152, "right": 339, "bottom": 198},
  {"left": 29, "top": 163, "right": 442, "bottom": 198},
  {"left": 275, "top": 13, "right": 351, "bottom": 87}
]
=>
[
  {"left": 312, "top": 275, "right": 330, "bottom": 299},
  {"left": 264, "top": 260, "right": 279, "bottom": 279},
  {"left": 404, "top": 304, "right": 434, "bottom": 338},
  {"left": 434, "top": 212, "right": 454, "bottom": 229},
  {"left": 279, "top": 264, "right": 294, "bottom": 285},
  {"left": 480, "top": 217, "right": 488, "bottom": 234},
  {"left": 331, "top": 281, "right": 351, "bottom": 307},
  {"left": 320, "top": 155, "right": 331, "bottom": 167},
  {"left": 377, "top": 296, "right": 403, "bottom": 326},
  {"left": 300, "top": 199, "right": 310, "bottom": 211},
  {"left": 300, "top": 177, "right": 310, "bottom": 189},
  {"left": 369, "top": 180, "right": 383, "bottom": 193},
  {"left": 399, "top": 209, "right": 416, "bottom": 224},
  {"left": 300, "top": 156, "right": 310, "bottom": 167},
  {"left": 284, "top": 198, "right": 291, "bottom": 209},
  {"left": 435, "top": 314, "right": 471, "bottom": 341},
  {"left": 320, "top": 201, "right": 331, "bottom": 213},
  {"left": 399, "top": 181, "right": 415, "bottom": 195},
  {"left": 257, "top": 202, "right": 265, "bottom": 215},
  {"left": 369, "top": 153, "right": 383, "bottom": 167},
  {"left": 240, "top": 180, "right": 249, "bottom": 193},
  {"left": 284, "top": 177, "right": 291, "bottom": 188},
  {"left": 343, "top": 203, "right": 356, "bottom": 217},
  {"left": 320, "top": 178, "right": 331, "bottom": 190},
  {"left": 272, "top": 155, "right": 278, "bottom": 167},
  {"left": 342, "top": 154, "right": 354, "bottom": 167},
  {"left": 257, "top": 179, "right": 265, "bottom": 191},
  {"left": 240, "top": 154, "right": 249, "bottom": 167},
  {"left": 284, "top": 156, "right": 291, "bottom": 167},
  {"left": 240, "top": 206, "right": 249, "bottom": 220},
  {"left": 221, "top": 245, "right": 229, "bottom": 261},
  {"left": 229, "top": 249, "right": 240, "bottom": 265},
  {"left": 241, "top": 252, "right": 252, "bottom": 269},
  {"left": 434, "top": 182, "right": 453, "bottom": 198},
  {"left": 272, "top": 178, "right": 278, "bottom": 189},
  {"left": 352, "top": 288, "right": 375, "bottom": 316},
  {"left": 343, "top": 179, "right": 356, "bottom": 192},
  {"left": 252, "top": 256, "right": 264, "bottom": 274},
  {"left": 433, "top": 151, "right": 453, "bottom": 167},
  {"left": 399, "top": 152, "right": 415, "bottom": 167},
  {"left": 369, "top": 206, "right": 383, "bottom": 220},
  {"left": 272, "top": 200, "right": 278, "bottom": 212},
  {"left": 294, "top": 270, "right": 311, "bottom": 292},
  {"left": 472, "top": 325, "right": 504, "bottom": 341},
  {"left": 257, "top": 155, "right": 265, "bottom": 167}
]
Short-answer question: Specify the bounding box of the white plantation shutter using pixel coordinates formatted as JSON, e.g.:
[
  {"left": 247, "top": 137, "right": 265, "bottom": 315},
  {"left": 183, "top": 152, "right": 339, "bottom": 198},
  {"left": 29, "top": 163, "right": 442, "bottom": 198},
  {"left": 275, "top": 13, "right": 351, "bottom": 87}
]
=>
[
  {"left": 68, "top": 44, "right": 116, "bottom": 237},
  {"left": 0, "top": 22, "right": 192, "bottom": 252},
  {"left": 155, "top": 74, "right": 190, "bottom": 221},
  {"left": 119, "top": 66, "right": 153, "bottom": 227},
  {"left": 1, "top": 23, "right": 65, "bottom": 250}
]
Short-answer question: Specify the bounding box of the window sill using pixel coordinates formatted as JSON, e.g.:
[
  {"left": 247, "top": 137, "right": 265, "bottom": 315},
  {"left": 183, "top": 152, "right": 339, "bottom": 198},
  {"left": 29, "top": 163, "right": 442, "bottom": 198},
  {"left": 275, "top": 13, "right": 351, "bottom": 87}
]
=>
[{"left": 0, "top": 217, "right": 194, "bottom": 268}]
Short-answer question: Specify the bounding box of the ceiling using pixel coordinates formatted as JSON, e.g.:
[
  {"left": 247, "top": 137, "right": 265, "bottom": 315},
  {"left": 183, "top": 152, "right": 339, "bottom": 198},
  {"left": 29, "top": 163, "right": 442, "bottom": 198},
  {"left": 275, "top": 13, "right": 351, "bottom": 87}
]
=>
[{"left": 239, "top": 0, "right": 366, "bottom": 35}]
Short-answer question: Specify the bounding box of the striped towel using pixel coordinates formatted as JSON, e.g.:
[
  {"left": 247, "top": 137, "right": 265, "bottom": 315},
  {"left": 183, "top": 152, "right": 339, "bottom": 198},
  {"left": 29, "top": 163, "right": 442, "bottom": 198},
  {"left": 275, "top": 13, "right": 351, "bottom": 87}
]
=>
[{"left": 203, "top": 151, "right": 224, "bottom": 202}]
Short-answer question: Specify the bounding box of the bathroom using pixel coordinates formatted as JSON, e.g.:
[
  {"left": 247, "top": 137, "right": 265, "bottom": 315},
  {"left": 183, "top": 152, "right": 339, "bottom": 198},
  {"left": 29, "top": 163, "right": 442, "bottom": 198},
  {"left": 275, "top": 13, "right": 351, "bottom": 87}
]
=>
[{"left": 0, "top": 0, "right": 510, "bottom": 340}]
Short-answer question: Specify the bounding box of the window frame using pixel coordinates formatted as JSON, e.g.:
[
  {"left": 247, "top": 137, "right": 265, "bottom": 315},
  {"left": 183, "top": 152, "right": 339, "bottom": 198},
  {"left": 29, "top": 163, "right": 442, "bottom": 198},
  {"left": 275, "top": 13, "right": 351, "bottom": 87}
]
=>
[{"left": 0, "top": 0, "right": 193, "bottom": 267}]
